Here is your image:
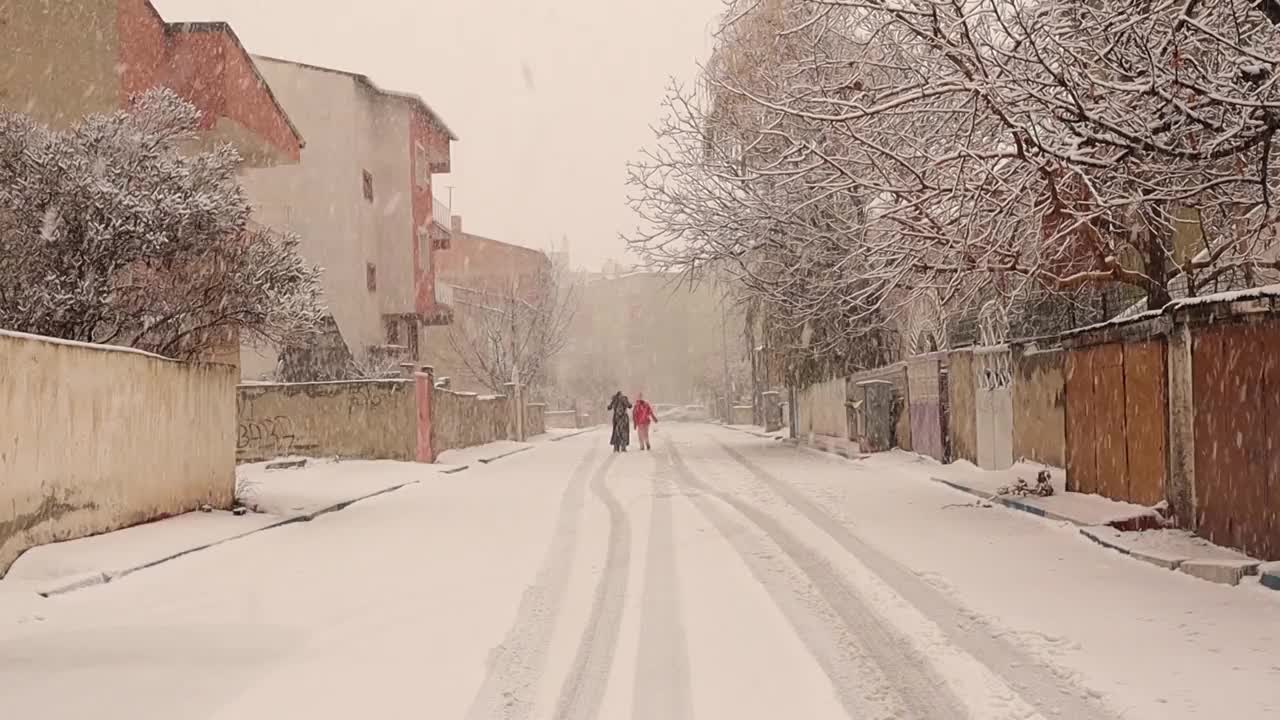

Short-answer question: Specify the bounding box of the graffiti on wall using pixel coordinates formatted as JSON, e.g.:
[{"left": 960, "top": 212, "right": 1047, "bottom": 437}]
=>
[{"left": 236, "top": 415, "right": 298, "bottom": 457}]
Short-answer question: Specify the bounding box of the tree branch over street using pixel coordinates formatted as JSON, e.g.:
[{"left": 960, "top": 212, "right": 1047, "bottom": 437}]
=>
[{"left": 627, "top": 0, "right": 1280, "bottom": 361}]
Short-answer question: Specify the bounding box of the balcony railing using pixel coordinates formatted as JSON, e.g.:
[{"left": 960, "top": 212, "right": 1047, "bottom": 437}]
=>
[{"left": 432, "top": 196, "right": 450, "bottom": 229}]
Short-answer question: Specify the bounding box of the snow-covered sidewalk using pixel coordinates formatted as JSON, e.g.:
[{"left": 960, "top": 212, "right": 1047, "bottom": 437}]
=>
[
  {"left": 927, "top": 457, "right": 1162, "bottom": 528},
  {"left": 2, "top": 447, "right": 516, "bottom": 597}
]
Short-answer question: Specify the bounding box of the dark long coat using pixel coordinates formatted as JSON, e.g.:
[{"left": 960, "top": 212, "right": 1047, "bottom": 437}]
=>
[{"left": 608, "top": 393, "right": 632, "bottom": 449}]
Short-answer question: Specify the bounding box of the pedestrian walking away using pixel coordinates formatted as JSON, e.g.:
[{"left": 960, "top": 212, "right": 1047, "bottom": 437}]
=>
[
  {"left": 608, "top": 390, "right": 632, "bottom": 452},
  {"left": 633, "top": 393, "right": 657, "bottom": 450}
]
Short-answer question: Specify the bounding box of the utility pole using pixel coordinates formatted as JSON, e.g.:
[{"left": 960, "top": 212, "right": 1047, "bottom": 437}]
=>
[
  {"left": 511, "top": 298, "right": 524, "bottom": 442},
  {"left": 721, "top": 298, "right": 731, "bottom": 423}
]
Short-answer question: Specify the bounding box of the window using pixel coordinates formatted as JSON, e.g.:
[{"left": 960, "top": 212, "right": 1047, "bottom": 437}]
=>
[
  {"left": 384, "top": 317, "right": 400, "bottom": 345},
  {"left": 362, "top": 170, "right": 374, "bottom": 202},
  {"left": 406, "top": 321, "right": 420, "bottom": 360},
  {"left": 415, "top": 143, "right": 430, "bottom": 189},
  {"left": 366, "top": 262, "right": 377, "bottom": 292}
]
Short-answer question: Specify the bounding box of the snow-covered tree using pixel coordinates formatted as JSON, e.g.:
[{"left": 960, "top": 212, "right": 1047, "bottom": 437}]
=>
[
  {"left": 446, "top": 261, "right": 579, "bottom": 396},
  {"left": 0, "top": 89, "right": 324, "bottom": 360},
  {"left": 628, "top": 0, "right": 1280, "bottom": 362}
]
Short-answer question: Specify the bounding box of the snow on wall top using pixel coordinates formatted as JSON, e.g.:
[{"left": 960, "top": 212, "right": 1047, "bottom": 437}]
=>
[{"left": 0, "top": 328, "right": 175, "bottom": 363}]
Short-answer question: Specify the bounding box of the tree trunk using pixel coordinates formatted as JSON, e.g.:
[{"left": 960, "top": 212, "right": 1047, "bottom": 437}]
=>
[{"left": 1144, "top": 216, "right": 1173, "bottom": 311}]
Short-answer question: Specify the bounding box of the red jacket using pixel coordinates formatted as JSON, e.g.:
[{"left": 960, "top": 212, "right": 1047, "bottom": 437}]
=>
[{"left": 633, "top": 400, "right": 656, "bottom": 426}]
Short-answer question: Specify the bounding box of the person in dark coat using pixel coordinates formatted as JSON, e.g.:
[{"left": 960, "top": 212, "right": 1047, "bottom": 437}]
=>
[{"left": 608, "top": 391, "right": 632, "bottom": 452}]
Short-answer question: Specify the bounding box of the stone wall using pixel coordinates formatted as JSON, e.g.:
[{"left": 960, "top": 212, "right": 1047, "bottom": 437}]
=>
[
  {"left": 1011, "top": 346, "right": 1066, "bottom": 467},
  {"left": 1, "top": 330, "right": 236, "bottom": 576},
  {"left": 236, "top": 380, "right": 418, "bottom": 463},
  {"left": 432, "top": 389, "right": 512, "bottom": 454}
]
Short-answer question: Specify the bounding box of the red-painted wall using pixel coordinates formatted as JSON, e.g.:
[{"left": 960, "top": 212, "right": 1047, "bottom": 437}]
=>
[
  {"left": 435, "top": 232, "right": 551, "bottom": 301},
  {"left": 115, "top": 0, "right": 300, "bottom": 162},
  {"left": 116, "top": 0, "right": 167, "bottom": 103}
]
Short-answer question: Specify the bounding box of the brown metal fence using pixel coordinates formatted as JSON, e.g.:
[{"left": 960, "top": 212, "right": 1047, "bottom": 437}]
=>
[
  {"left": 1191, "top": 320, "right": 1280, "bottom": 560},
  {"left": 1064, "top": 340, "right": 1168, "bottom": 506}
]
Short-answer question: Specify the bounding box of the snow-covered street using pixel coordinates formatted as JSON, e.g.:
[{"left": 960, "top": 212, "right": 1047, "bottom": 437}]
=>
[{"left": 2, "top": 425, "right": 1279, "bottom": 719}]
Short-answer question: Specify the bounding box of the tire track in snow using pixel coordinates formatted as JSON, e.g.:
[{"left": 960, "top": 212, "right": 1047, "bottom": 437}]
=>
[
  {"left": 464, "top": 447, "right": 603, "bottom": 720},
  {"left": 668, "top": 443, "right": 950, "bottom": 720},
  {"left": 553, "top": 453, "right": 630, "bottom": 720},
  {"left": 631, "top": 450, "right": 694, "bottom": 720},
  {"left": 712, "top": 435, "right": 1119, "bottom": 720}
]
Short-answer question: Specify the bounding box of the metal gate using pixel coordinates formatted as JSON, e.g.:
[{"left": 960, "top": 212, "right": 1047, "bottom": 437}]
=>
[
  {"left": 1192, "top": 321, "right": 1280, "bottom": 560},
  {"left": 1064, "top": 340, "right": 1167, "bottom": 505}
]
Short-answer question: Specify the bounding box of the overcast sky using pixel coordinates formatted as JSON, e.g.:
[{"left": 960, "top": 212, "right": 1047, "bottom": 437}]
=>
[{"left": 155, "top": 0, "right": 724, "bottom": 270}]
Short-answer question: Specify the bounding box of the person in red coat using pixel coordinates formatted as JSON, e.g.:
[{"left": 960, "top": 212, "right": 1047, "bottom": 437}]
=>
[{"left": 632, "top": 393, "right": 658, "bottom": 450}]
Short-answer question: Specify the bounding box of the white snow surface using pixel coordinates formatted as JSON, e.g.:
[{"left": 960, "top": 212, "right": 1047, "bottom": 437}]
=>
[{"left": 1, "top": 425, "right": 1277, "bottom": 719}]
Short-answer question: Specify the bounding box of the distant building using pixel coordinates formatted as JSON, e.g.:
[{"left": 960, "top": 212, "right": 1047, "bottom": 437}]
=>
[
  {"left": 0, "top": 0, "right": 302, "bottom": 169},
  {"left": 421, "top": 218, "right": 554, "bottom": 393},
  {"left": 236, "top": 56, "right": 456, "bottom": 380},
  {"left": 557, "top": 270, "right": 749, "bottom": 406}
]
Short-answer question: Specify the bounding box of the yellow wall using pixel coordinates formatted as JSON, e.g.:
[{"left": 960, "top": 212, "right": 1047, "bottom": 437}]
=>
[
  {"left": 0, "top": 330, "right": 236, "bottom": 576},
  {"left": 947, "top": 350, "right": 978, "bottom": 464},
  {"left": 1012, "top": 346, "right": 1067, "bottom": 467},
  {"left": 237, "top": 380, "right": 418, "bottom": 463}
]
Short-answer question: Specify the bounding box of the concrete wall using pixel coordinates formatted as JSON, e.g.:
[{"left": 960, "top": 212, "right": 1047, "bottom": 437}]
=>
[
  {"left": 1, "top": 330, "right": 236, "bottom": 576},
  {"left": 526, "top": 403, "right": 547, "bottom": 437},
  {"left": 433, "top": 389, "right": 512, "bottom": 454},
  {"left": 796, "top": 376, "right": 847, "bottom": 439},
  {"left": 731, "top": 405, "right": 754, "bottom": 426},
  {"left": 0, "top": 0, "right": 122, "bottom": 126},
  {"left": 236, "top": 380, "right": 417, "bottom": 463},
  {"left": 1012, "top": 346, "right": 1066, "bottom": 467},
  {"left": 947, "top": 350, "right": 978, "bottom": 464},
  {"left": 545, "top": 410, "right": 579, "bottom": 429}
]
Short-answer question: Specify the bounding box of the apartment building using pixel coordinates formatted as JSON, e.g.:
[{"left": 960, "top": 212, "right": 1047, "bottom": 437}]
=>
[
  {"left": 0, "top": 0, "right": 302, "bottom": 168},
  {"left": 236, "top": 57, "right": 456, "bottom": 379}
]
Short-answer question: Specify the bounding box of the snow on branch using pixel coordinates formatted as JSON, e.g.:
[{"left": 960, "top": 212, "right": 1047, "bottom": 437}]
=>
[
  {"left": 0, "top": 88, "right": 325, "bottom": 360},
  {"left": 627, "top": 0, "right": 1280, "bottom": 367}
]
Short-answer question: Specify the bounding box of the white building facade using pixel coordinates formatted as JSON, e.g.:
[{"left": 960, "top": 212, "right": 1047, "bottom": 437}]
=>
[{"left": 238, "top": 56, "right": 455, "bottom": 379}]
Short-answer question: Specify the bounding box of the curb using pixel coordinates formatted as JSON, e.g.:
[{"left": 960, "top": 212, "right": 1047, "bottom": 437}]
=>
[
  {"left": 721, "top": 424, "right": 789, "bottom": 442},
  {"left": 477, "top": 446, "right": 534, "bottom": 464},
  {"left": 548, "top": 427, "right": 598, "bottom": 442},
  {"left": 931, "top": 477, "right": 1083, "bottom": 525},
  {"left": 38, "top": 480, "right": 420, "bottom": 598}
]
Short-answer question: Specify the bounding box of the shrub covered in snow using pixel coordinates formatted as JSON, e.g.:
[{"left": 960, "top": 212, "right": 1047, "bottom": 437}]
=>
[{"left": 0, "top": 88, "right": 324, "bottom": 360}]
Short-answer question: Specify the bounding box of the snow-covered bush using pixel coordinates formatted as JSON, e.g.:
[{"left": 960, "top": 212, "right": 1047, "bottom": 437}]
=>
[{"left": 0, "top": 88, "right": 324, "bottom": 360}]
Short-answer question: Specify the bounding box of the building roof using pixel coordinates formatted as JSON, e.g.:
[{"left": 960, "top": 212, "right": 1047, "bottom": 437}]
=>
[
  {"left": 139, "top": 7, "right": 305, "bottom": 150},
  {"left": 253, "top": 54, "right": 459, "bottom": 141}
]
